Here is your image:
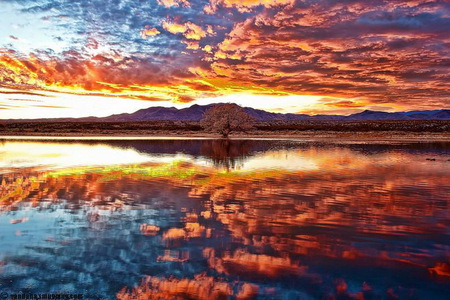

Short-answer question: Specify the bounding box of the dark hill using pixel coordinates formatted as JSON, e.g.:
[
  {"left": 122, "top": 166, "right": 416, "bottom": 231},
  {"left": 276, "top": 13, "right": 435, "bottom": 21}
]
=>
[{"left": 2, "top": 105, "right": 450, "bottom": 122}]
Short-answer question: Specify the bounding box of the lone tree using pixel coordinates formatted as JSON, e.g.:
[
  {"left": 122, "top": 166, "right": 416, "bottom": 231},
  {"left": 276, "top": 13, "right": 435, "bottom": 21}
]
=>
[{"left": 201, "top": 103, "right": 255, "bottom": 138}]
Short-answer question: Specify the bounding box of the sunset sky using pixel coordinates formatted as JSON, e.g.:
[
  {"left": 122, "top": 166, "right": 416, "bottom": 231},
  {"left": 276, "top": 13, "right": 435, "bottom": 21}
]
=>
[{"left": 1, "top": 0, "right": 449, "bottom": 119}]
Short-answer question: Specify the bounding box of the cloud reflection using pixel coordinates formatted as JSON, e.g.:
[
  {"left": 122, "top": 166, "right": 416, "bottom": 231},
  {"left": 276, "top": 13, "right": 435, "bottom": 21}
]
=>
[{"left": 0, "top": 140, "right": 449, "bottom": 298}]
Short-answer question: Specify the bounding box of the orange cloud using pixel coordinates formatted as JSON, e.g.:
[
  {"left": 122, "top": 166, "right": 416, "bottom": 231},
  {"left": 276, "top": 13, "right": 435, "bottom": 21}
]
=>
[
  {"left": 157, "top": 0, "right": 190, "bottom": 7},
  {"left": 206, "top": 25, "right": 216, "bottom": 36},
  {"left": 204, "top": 0, "right": 294, "bottom": 14},
  {"left": 202, "top": 45, "right": 213, "bottom": 53},
  {"left": 182, "top": 40, "right": 200, "bottom": 50},
  {"left": 140, "top": 26, "right": 160, "bottom": 39},
  {"left": 162, "top": 20, "right": 206, "bottom": 40},
  {"left": 325, "top": 100, "right": 365, "bottom": 108}
]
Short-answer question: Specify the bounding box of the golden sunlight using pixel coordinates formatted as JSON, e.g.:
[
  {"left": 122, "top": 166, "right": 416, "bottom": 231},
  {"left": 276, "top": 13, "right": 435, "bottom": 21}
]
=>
[{"left": 194, "top": 94, "right": 324, "bottom": 113}]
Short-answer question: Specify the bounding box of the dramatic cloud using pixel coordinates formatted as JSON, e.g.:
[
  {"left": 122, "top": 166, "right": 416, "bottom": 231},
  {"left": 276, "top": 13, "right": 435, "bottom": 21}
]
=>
[
  {"left": 0, "top": 0, "right": 449, "bottom": 118},
  {"left": 207, "top": 0, "right": 450, "bottom": 110}
]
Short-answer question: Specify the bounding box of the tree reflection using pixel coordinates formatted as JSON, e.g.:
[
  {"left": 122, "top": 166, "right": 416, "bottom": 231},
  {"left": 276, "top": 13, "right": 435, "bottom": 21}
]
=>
[{"left": 200, "top": 139, "right": 254, "bottom": 171}]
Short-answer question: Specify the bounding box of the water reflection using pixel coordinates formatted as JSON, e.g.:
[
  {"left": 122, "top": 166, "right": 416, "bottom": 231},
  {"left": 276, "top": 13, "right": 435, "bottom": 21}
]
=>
[
  {"left": 0, "top": 139, "right": 298, "bottom": 172},
  {"left": 0, "top": 139, "right": 449, "bottom": 299}
]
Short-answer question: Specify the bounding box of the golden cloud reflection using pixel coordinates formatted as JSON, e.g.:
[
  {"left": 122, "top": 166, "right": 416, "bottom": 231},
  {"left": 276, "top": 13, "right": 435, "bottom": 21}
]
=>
[
  {"left": 203, "top": 248, "right": 307, "bottom": 278},
  {"left": 117, "top": 274, "right": 235, "bottom": 300}
]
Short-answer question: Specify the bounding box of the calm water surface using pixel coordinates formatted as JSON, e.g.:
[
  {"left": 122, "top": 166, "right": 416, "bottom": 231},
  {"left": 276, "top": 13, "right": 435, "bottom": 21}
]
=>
[{"left": 0, "top": 139, "right": 449, "bottom": 299}]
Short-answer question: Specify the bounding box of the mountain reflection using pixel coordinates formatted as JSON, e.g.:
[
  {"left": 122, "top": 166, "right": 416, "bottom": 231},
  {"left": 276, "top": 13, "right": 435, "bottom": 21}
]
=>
[{"left": 0, "top": 140, "right": 449, "bottom": 299}]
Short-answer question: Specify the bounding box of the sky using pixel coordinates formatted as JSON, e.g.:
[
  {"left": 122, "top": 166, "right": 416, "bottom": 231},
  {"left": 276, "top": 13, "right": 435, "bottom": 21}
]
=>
[{"left": 0, "top": 0, "right": 449, "bottom": 119}]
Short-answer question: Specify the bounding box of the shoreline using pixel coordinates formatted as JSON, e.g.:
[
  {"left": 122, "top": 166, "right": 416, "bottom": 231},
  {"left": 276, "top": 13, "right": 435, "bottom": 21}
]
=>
[{"left": 2, "top": 131, "right": 450, "bottom": 142}]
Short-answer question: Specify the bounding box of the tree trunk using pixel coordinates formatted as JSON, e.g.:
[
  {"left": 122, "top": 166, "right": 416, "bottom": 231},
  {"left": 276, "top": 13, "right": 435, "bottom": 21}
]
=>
[{"left": 222, "top": 126, "right": 231, "bottom": 138}]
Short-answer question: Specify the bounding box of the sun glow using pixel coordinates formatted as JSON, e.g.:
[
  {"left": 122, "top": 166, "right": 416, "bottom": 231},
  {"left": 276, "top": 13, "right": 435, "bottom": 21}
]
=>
[
  {"left": 0, "top": 88, "right": 170, "bottom": 119},
  {"left": 194, "top": 94, "right": 324, "bottom": 114},
  {"left": 1, "top": 83, "right": 338, "bottom": 119}
]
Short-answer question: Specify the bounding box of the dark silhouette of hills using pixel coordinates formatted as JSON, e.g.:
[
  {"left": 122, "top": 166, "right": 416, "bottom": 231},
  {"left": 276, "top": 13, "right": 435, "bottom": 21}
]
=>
[
  {"left": 348, "top": 109, "right": 450, "bottom": 121},
  {"left": 104, "top": 104, "right": 211, "bottom": 121},
  {"left": 3, "top": 104, "right": 450, "bottom": 122}
]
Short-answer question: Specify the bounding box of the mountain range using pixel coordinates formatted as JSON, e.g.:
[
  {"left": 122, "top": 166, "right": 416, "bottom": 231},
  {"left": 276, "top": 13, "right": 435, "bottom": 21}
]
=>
[{"left": 4, "top": 104, "right": 450, "bottom": 122}]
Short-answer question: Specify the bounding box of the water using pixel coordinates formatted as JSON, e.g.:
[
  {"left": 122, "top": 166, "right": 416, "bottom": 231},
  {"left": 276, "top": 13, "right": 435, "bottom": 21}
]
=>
[{"left": 0, "top": 139, "right": 449, "bottom": 299}]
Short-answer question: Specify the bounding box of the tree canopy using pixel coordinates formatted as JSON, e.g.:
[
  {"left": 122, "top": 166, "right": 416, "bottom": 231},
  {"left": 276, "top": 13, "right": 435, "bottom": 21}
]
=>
[{"left": 201, "top": 103, "right": 255, "bottom": 138}]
